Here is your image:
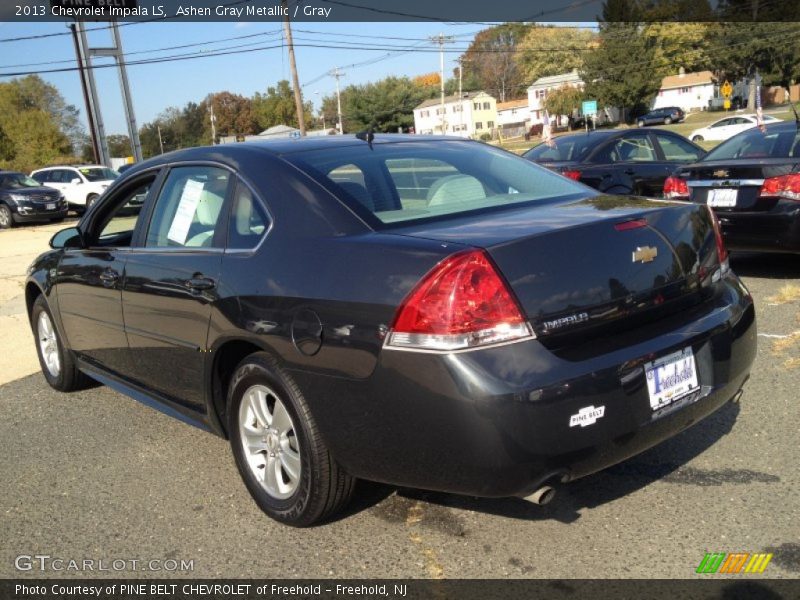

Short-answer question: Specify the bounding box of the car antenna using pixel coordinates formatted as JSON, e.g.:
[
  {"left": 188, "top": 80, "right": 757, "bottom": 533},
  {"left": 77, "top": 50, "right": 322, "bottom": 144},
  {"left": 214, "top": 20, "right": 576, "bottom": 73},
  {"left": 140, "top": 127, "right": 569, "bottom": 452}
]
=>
[{"left": 355, "top": 126, "right": 375, "bottom": 149}]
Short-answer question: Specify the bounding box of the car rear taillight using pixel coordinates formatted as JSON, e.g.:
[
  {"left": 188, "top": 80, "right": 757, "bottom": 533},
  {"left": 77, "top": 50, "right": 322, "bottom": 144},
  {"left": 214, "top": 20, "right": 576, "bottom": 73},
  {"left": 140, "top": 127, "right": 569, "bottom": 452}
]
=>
[
  {"left": 759, "top": 173, "right": 800, "bottom": 200},
  {"left": 707, "top": 205, "right": 730, "bottom": 277},
  {"left": 386, "top": 249, "right": 533, "bottom": 351},
  {"left": 663, "top": 176, "right": 690, "bottom": 199},
  {"left": 561, "top": 169, "right": 581, "bottom": 181}
]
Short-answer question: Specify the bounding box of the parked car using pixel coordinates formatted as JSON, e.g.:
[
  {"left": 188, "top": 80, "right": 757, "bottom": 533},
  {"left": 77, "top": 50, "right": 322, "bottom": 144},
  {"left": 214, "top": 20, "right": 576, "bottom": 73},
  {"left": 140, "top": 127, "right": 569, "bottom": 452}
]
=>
[
  {"left": 636, "top": 107, "right": 685, "bottom": 127},
  {"left": 522, "top": 129, "right": 705, "bottom": 197},
  {"left": 664, "top": 120, "right": 800, "bottom": 254},
  {"left": 0, "top": 171, "right": 67, "bottom": 228},
  {"left": 30, "top": 165, "right": 118, "bottom": 212},
  {"left": 27, "top": 136, "right": 755, "bottom": 526},
  {"left": 688, "top": 114, "right": 781, "bottom": 142}
]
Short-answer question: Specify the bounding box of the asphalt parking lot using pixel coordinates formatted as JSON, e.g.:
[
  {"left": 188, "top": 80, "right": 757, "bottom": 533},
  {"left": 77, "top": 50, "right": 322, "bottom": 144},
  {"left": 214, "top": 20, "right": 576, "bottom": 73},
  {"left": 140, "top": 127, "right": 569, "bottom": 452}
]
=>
[{"left": 0, "top": 223, "right": 798, "bottom": 579}]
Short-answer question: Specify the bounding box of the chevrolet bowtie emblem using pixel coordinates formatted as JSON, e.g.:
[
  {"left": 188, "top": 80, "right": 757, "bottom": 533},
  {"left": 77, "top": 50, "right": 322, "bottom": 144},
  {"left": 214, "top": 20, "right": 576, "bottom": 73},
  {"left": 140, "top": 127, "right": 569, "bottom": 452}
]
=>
[
  {"left": 713, "top": 169, "right": 729, "bottom": 178},
  {"left": 632, "top": 246, "right": 658, "bottom": 263}
]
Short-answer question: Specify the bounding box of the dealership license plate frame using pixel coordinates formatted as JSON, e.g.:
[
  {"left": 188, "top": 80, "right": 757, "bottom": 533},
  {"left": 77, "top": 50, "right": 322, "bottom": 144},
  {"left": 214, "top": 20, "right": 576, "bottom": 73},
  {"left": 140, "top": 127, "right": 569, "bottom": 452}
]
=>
[
  {"left": 707, "top": 188, "right": 738, "bottom": 208},
  {"left": 644, "top": 347, "right": 699, "bottom": 411}
]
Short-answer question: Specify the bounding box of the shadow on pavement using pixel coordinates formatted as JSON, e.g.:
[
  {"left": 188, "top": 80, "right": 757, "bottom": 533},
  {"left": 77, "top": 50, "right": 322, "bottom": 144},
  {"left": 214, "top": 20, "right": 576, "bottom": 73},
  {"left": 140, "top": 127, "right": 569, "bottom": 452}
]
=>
[{"left": 730, "top": 252, "right": 800, "bottom": 279}]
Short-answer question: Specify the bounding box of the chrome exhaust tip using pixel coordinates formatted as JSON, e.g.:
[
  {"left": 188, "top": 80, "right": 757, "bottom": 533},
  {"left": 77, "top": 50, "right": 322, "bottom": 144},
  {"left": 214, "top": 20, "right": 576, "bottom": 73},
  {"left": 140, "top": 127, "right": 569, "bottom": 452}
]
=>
[{"left": 525, "top": 485, "right": 556, "bottom": 505}]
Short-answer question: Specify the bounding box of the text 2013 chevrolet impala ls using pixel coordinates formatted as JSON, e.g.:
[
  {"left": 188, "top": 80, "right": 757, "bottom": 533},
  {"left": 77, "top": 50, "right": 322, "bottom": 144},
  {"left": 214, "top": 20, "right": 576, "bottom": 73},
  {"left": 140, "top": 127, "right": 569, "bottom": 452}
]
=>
[{"left": 26, "top": 136, "right": 756, "bottom": 526}]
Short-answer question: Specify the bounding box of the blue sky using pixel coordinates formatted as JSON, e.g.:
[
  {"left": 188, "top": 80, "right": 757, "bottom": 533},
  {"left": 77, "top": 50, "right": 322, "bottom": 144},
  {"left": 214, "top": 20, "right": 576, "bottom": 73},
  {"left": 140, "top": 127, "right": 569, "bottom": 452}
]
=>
[{"left": 0, "top": 21, "right": 508, "bottom": 135}]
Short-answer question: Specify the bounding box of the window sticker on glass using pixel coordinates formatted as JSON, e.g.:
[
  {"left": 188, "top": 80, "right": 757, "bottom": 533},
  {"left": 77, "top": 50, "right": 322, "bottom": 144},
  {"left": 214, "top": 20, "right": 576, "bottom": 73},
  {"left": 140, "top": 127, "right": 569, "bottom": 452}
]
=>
[{"left": 167, "top": 179, "right": 205, "bottom": 244}]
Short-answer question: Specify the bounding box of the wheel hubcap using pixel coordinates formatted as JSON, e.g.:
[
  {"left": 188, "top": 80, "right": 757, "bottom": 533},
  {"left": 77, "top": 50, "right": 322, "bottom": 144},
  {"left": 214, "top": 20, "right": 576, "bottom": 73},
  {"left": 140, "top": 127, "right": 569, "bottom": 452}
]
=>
[
  {"left": 238, "top": 384, "right": 301, "bottom": 499},
  {"left": 0, "top": 209, "right": 9, "bottom": 226},
  {"left": 37, "top": 312, "right": 60, "bottom": 377}
]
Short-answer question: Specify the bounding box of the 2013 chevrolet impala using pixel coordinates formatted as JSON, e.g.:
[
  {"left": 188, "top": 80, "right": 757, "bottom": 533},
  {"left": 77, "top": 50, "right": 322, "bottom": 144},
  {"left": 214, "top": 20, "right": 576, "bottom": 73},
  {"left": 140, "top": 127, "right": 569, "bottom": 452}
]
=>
[{"left": 26, "top": 136, "right": 756, "bottom": 526}]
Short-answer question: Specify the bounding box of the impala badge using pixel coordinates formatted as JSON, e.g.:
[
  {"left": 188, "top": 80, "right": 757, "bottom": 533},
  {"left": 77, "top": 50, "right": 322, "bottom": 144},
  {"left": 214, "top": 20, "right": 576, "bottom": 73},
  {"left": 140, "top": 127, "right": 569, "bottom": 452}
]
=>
[{"left": 633, "top": 246, "right": 658, "bottom": 263}]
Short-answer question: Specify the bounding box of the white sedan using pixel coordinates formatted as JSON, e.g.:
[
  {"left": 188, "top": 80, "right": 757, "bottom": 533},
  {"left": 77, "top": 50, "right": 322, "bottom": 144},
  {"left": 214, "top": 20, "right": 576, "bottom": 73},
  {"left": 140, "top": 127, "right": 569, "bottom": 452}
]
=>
[{"left": 689, "top": 114, "right": 781, "bottom": 142}]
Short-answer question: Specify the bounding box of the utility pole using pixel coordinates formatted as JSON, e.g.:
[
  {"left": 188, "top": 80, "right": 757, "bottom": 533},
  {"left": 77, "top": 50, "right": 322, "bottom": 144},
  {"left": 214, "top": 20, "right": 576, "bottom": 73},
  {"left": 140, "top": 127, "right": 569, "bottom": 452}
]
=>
[
  {"left": 70, "top": 23, "right": 99, "bottom": 164},
  {"left": 282, "top": 0, "right": 306, "bottom": 136},
  {"left": 157, "top": 125, "right": 164, "bottom": 154},
  {"left": 330, "top": 67, "right": 345, "bottom": 134},
  {"left": 74, "top": 22, "right": 109, "bottom": 166},
  {"left": 209, "top": 101, "right": 217, "bottom": 145},
  {"left": 430, "top": 33, "right": 454, "bottom": 134},
  {"left": 457, "top": 57, "right": 467, "bottom": 136}
]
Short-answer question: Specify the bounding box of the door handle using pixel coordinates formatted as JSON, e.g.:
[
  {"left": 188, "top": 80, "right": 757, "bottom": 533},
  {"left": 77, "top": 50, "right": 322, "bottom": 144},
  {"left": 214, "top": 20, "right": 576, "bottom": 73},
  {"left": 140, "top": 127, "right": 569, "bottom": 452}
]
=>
[
  {"left": 99, "top": 269, "right": 119, "bottom": 286},
  {"left": 624, "top": 169, "right": 636, "bottom": 175},
  {"left": 185, "top": 277, "right": 216, "bottom": 292}
]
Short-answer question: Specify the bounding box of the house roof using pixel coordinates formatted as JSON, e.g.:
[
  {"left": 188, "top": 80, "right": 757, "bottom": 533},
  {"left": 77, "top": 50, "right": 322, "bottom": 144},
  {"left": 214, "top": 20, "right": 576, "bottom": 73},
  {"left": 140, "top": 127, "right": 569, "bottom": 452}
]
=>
[
  {"left": 497, "top": 99, "right": 529, "bottom": 111},
  {"left": 660, "top": 70, "right": 715, "bottom": 90},
  {"left": 530, "top": 70, "right": 583, "bottom": 89},
  {"left": 414, "top": 91, "right": 491, "bottom": 110}
]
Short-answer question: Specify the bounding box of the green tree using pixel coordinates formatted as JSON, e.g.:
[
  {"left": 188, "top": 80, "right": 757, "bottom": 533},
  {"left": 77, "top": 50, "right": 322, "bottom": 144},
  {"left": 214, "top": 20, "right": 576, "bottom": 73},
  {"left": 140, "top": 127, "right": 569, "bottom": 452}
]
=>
[
  {"left": 517, "top": 26, "right": 596, "bottom": 85},
  {"left": 458, "top": 23, "right": 530, "bottom": 101},
  {"left": 200, "top": 92, "right": 258, "bottom": 142},
  {"left": 251, "top": 80, "right": 313, "bottom": 131},
  {"left": 321, "top": 76, "right": 435, "bottom": 133},
  {"left": 643, "top": 22, "right": 715, "bottom": 78},
  {"left": 106, "top": 134, "right": 132, "bottom": 158},
  {"left": 582, "top": 23, "right": 661, "bottom": 122},
  {"left": 543, "top": 85, "right": 586, "bottom": 118}
]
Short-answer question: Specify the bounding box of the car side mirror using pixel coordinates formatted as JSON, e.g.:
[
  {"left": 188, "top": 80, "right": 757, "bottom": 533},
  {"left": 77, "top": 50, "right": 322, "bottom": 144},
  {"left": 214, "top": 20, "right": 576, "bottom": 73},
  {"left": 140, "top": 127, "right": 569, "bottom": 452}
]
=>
[
  {"left": 71, "top": 178, "right": 82, "bottom": 185},
  {"left": 49, "top": 227, "right": 83, "bottom": 249}
]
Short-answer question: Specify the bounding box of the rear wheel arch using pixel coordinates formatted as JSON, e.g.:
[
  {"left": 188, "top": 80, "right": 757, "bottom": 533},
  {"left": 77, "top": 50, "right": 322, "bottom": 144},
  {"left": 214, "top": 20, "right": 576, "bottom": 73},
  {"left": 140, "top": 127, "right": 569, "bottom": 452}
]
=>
[{"left": 210, "top": 339, "right": 276, "bottom": 437}]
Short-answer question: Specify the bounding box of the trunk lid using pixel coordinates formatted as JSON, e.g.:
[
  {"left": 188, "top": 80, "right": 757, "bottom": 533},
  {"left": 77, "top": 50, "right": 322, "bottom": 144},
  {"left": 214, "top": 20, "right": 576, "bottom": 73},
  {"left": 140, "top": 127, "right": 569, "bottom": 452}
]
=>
[
  {"left": 390, "top": 196, "right": 718, "bottom": 345},
  {"left": 678, "top": 158, "right": 799, "bottom": 212}
]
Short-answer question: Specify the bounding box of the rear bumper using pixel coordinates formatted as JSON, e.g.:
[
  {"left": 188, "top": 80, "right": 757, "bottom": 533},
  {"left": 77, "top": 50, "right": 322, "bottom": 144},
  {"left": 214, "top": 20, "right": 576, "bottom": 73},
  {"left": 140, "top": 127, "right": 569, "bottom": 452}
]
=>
[
  {"left": 295, "top": 275, "right": 757, "bottom": 497},
  {"left": 718, "top": 204, "right": 800, "bottom": 253}
]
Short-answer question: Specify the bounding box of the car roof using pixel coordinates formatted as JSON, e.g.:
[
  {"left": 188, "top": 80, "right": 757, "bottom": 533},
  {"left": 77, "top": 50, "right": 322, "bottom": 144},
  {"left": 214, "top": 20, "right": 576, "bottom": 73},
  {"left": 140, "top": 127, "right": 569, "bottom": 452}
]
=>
[{"left": 0, "top": 170, "right": 25, "bottom": 176}]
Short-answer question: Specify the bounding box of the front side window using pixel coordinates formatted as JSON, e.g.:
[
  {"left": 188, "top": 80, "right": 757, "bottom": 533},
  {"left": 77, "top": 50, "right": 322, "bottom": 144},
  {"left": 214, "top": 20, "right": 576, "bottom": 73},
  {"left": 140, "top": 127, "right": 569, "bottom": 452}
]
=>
[
  {"left": 145, "top": 166, "right": 231, "bottom": 248},
  {"left": 607, "top": 134, "right": 656, "bottom": 162},
  {"left": 93, "top": 178, "right": 154, "bottom": 247},
  {"left": 79, "top": 167, "right": 119, "bottom": 182},
  {"left": 1, "top": 173, "right": 40, "bottom": 188},
  {"left": 286, "top": 141, "right": 589, "bottom": 226}
]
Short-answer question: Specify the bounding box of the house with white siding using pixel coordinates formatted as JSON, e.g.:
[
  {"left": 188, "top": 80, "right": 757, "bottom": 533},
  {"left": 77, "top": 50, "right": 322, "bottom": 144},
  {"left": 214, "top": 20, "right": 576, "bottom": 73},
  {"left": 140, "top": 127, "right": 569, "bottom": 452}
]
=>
[
  {"left": 413, "top": 91, "right": 498, "bottom": 138},
  {"left": 652, "top": 69, "right": 716, "bottom": 112},
  {"left": 527, "top": 70, "right": 584, "bottom": 127}
]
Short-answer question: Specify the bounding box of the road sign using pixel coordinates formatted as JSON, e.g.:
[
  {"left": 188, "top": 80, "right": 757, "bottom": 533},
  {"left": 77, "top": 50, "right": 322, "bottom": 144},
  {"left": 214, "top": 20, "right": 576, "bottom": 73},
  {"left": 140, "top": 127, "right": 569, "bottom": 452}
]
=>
[
  {"left": 724, "top": 99, "right": 731, "bottom": 110},
  {"left": 582, "top": 100, "right": 598, "bottom": 116},
  {"left": 721, "top": 81, "right": 733, "bottom": 99}
]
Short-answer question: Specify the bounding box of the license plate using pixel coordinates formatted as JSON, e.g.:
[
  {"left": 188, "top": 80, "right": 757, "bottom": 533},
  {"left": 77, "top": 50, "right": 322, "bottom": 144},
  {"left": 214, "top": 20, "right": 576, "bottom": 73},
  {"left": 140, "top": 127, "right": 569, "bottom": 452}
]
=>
[
  {"left": 644, "top": 347, "right": 699, "bottom": 411},
  {"left": 707, "top": 188, "right": 737, "bottom": 207},
  {"left": 46, "top": 203, "right": 55, "bottom": 210}
]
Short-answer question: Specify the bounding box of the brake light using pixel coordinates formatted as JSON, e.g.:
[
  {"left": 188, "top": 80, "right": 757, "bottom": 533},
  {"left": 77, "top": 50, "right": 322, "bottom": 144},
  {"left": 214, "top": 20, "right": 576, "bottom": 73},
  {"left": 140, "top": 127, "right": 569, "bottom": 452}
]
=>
[
  {"left": 707, "top": 205, "right": 730, "bottom": 275},
  {"left": 614, "top": 218, "right": 648, "bottom": 231},
  {"left": 759, "top": 173, "right": 800, "bottom": 200},
  {"left": 561, "top": 169, "right": 581, "bottom": 181},
  {"left": 387, "top": 249, "right": 533, "bottom": 351},
  {"left": 663, "top": 176, "right": 690, "bottom": 199}
]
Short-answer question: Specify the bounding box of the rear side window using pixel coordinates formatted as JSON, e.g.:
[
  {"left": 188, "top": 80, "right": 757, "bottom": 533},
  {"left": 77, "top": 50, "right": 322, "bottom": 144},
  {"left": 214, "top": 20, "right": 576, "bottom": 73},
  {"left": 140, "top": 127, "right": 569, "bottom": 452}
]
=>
[
  {"left": 227, "top": 182, "right": 269, "bottom": 249},
  {"left": 595, "top": 134, "right": 656, "bottom": 163},
  {"left": 145, "top": 166, "right": 231, "bottom": 248},
  {"left": 524, "top": 136, "right": 600, "bottom": 161}
]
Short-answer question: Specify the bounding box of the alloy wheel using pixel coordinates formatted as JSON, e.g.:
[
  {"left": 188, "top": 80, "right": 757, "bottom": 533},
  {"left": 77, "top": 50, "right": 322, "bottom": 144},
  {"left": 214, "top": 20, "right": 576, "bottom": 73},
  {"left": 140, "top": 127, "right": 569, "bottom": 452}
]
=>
[
  {"left": 37, "top": 311, "right": 60, "bottom": 377},
  {"left": 238, "top": 384, "right": 301, "bottom": 499}
]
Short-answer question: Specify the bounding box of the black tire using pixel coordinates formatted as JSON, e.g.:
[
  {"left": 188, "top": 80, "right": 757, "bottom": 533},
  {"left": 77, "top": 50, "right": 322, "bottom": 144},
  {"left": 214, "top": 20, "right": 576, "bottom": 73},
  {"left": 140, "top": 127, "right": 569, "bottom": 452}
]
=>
[
  {"left": 692, "top": 135, "right": 704, "bottom": 142},
  {"left": 50, "top": 217, "right": 65, "bottom": 224},
  {"left": 85, "top": 194, "right": 100, "bottom": 210},
  {"left": 665, "top": 117, "right": 673, "bottom": 125},
  {"left": 637, "top": 120, "right": 645, "bottom": 128},
  {"left": 227, "top": 353, "right": 355, "bottom": 526},
  {"left": 31, "top": 294, "right": 92, "bottom": 392},
  {"left": 0, "top": 204, "right": 14, "bottom": 229}
]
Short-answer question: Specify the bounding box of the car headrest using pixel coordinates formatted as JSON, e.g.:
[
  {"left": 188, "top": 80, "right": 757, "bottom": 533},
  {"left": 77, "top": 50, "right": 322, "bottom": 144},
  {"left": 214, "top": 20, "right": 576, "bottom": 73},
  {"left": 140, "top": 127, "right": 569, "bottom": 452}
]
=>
[
  {"left": 194, "top": 189, "right": 224, "bottom": 226},
  {"left": 427, "top": 174, "right": 486, "bottom": 206}
]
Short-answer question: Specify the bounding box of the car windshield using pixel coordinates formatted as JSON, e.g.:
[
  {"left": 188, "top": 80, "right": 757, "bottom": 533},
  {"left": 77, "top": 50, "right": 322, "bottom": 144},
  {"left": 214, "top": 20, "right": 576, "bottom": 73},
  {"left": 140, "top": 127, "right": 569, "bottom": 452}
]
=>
[
  {"left": 79, "top": 167, "right": 118, "bottom": 181},
  {"left": 287, "top": 141, "right": 589, "bottom": 226},
  {"left": 1, "top": 173, "right": 41, "bottom": 188},
  {"left": 703, "top": 126, "right": 800, "bottom": 160},
  {"left": 523, "top": 135, "right": 601, "bottom": 162}
]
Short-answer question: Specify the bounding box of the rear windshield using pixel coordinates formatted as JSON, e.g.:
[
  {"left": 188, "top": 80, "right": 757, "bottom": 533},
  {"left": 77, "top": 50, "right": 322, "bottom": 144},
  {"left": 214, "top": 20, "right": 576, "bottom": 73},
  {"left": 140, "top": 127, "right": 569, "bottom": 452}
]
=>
[
  {"left": 523, "top": 135, "right": 604, "bottom": 162},
  {"left": 703, "top": 126, "right": 800, "bottom": 160},
  {"left": 287, "top": 141, "right": 589, "bottom": 226}
]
